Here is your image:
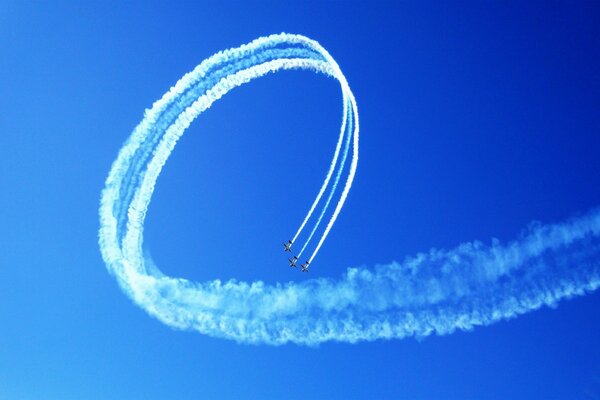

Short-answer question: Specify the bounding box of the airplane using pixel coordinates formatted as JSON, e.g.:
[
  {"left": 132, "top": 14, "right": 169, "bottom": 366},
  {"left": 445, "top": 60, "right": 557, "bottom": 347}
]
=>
[
  {"left": 301, "top": 261, "right": 310, "bottom": 272},
  {"left": 288, "top": 256, "right": 298, "bottom": 267},
  {"left": 282, "top": 240, "right": 293, "bottom": 252}
]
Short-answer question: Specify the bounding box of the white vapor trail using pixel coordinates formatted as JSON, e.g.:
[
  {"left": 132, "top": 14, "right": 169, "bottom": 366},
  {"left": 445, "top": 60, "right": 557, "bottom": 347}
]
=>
[
  {"left": 297, "top": 100, "right": 353, "bottom": 259},
  {"left": 99, "top": 33, "right": 600, "bottom": 345},
  {"left": 290, "top": 79, "right": 349, "bottom": 248}
]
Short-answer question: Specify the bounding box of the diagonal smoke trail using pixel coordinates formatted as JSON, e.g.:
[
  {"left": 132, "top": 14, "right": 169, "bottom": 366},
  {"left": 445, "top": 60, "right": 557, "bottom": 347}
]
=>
[
  {"left": 297, "top": 99, "right": 353, "bottom": 260},
  {"left": 99, "top": 33, "right": 599, "bottom": 346},
  {"left": 290, "top": 85, "right": 348, "bottom": 248},
  {"left": 307, "top": 85, "right": 359, "bottom": 264}
]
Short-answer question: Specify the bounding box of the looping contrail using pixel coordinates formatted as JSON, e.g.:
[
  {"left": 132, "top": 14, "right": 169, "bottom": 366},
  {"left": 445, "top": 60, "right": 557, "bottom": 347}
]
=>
[{"left": 99, "top": 33, "right": 600, "bottom": 345}]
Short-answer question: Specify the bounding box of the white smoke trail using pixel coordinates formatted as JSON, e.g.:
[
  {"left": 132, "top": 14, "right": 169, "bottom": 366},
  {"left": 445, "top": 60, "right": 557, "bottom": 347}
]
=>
[
  {"left": 290, "top": 86, "right": 348, "bottom": 248},
  {"left": 297, "top": 100, "right": 353, "bottom": 259},
  {"left": 99, "top": 33, "right": 600, "bottom": 346},
  {"left": 308, "top": 86, "right": 359, "bottom": 264}
]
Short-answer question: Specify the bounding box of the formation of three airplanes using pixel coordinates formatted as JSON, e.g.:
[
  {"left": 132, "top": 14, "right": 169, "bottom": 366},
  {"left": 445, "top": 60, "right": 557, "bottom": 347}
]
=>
[{"left": 282, "top": 240, "right": 310, "bottom": 272}]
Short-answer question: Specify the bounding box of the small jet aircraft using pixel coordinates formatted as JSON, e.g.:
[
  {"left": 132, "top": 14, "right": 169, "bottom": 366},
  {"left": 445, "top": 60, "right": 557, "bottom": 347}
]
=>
[
  {"left": 282, "top": 240, "right": 293, "bottom": 252},
  {"left": 288, "top": 256, "right": 298, "bottom": 267},
  {"left": 301, "top": 261, "right": 310, "bottom": 273}
]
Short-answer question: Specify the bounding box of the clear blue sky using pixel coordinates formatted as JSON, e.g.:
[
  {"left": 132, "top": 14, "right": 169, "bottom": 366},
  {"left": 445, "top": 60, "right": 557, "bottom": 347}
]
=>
[{"left": 1, "top": 1, "right": 599, "bottom": 399}]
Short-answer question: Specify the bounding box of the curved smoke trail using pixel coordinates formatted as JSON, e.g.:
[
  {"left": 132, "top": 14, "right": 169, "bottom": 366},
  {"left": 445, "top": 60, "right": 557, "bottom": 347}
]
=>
[
  {"left": 297, "top": 100, "right": 353, "bottom": 259},
  {"left": 99, "top": 33, "right": 600, "bottom": 345}
]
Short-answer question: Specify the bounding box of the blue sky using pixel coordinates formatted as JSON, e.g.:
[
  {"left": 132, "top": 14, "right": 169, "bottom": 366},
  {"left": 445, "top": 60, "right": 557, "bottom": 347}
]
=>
[{"left": 1, "top": 1, "right": 600, "bottom": 399}]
